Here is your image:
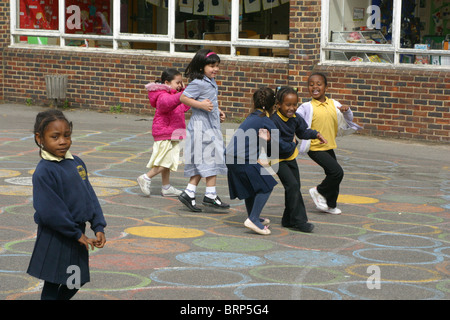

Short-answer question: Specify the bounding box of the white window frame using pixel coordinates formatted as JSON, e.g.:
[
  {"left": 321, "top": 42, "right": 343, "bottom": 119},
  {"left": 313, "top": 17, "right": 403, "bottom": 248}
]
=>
[
  {"left": 9, "top": 0, "right": 289, "bottom": 61},
  {"left": 320, "top": 0, "right": 450, "bottom": 69}
]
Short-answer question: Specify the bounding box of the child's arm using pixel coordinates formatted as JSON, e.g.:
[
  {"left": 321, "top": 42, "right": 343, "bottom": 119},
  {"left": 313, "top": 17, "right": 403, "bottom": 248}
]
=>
[{"left": 180, "top": 94, "right": 214, "bottom": 112}]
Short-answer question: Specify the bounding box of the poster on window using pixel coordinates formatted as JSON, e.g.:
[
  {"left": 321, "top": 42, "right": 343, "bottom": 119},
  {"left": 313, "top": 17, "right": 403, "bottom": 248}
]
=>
[
  {"left": 19, "top": 0, "right": 58, "bottom": 30},
  {"left": 262, "top": 0, "right": 279, "bottom": 11},
  {"left": 208, "top": 0, "right": 225, "bottom": 15},
  {"left": 193, "top": 0, "right": 209, "bottom": 15},
  {"left": 65, "top": 0, "right": 111, "bottom": 34},
  {"left": 244, "top": 0, "right": 260, "bottom": 13}
]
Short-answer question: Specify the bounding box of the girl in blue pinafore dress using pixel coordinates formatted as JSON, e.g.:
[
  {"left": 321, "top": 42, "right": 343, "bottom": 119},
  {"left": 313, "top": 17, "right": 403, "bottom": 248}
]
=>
[{"left": 178, "top": 49, "right": 229, "bottom": 212}]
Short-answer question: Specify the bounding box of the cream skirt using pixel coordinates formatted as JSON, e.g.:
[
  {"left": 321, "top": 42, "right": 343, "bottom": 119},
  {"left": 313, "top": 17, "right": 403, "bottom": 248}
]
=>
[{"left": 146, "top": 140, "right": 180, "bottom": 171}]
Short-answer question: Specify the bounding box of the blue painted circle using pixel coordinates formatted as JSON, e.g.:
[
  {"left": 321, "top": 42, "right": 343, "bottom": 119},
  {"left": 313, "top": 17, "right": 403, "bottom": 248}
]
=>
[
  {"left": 175, "top": 251, "right": 266, "bottom": 268},
  {"left": 352, "top": 248, "right": 444, "bottom": 265},
  {"left": 264, "top": 250, "right": 355, "bottom": 267}
]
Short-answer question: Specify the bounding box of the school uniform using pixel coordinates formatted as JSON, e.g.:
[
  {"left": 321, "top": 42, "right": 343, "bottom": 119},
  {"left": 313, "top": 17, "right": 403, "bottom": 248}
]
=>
[
  {"left": 27, "top": 150, "right": 106, "bottom": 285},
  {"left": 182, "top": 76, "right": 227, "bottom": 178},
  {"left": 270, "top": 110, "right": 318, "bottom": 227}
]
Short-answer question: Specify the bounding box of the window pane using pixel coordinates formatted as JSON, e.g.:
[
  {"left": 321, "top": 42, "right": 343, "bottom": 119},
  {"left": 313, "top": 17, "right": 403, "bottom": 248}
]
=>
[
  {"left": 65, "top": 0, "right": 112, "bottom": 35},
  {"left": 18, "top": 0, "right": 58, "bottom": 30},
  {"left": 120, "top": 0, "right": 167, "bottom": 35}
]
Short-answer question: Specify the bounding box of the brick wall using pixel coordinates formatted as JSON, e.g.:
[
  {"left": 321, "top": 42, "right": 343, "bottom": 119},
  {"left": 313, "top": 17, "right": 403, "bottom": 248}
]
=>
[{"left": 0, "top": 0, "right": 9, "bottom": 102}]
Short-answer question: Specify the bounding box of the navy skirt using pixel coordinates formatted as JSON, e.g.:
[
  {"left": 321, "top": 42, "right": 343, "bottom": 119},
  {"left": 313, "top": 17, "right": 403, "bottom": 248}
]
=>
[
  {"left": 227, "top": 163, "right": 277, "bottom": 200},
  {"left": 27, "top": 224, "right": 90, "bottom": 285}
]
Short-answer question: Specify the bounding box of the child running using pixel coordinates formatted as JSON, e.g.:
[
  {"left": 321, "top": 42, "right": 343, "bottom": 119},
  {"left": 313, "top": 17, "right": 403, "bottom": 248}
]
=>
[
  {"left": 178, "top": 49, "right": 229, "bottom": 212},
  {"left": 225, "top": 87, "right": 297, "bottom": 235},
  {"left": 271, "top": 86, "right": 327, "bottom": 232},
  {"left": 27, "top": 109, "right": 107, "bottom": 300},
  {"left": 297, "top": 72, "right": 362, "bottom": 214},
  {"left": 137, "top": 69, "right": 190, "bottom": 197}
]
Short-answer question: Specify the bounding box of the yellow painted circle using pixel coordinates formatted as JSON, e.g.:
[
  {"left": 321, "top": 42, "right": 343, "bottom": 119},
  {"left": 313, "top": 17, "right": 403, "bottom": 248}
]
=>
[
  {"left": 0, "top": 185, "right": 32, "bottom": 196},
  {"left": 345, "top": 263, "right": 442, "bottom": 283},
  {"left": 363, "top": 222, "right": 442, "bottom": 235},
  {"left": 89, "top": 177, "right": 137, "bottom": 188},
  {"left": 93, "top": 187, "right": 122, "bottom": 197},
  {"left": 338, "top": 194, "right": 379, "bottom": 204},
  {"left": 0, "top": 170, "right": 21, "bottom": 179},
  {"left": 125, "top": 226, "right": 204, "bottom": 239}
]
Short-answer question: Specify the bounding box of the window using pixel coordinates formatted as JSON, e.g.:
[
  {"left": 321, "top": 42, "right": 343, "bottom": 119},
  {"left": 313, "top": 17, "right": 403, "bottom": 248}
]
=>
[
  {"left": 11, "top": 0, "right": 290, "bottom": 58},
  {"left": 322, "top": 0, "right": 450, "bottom": 67}
]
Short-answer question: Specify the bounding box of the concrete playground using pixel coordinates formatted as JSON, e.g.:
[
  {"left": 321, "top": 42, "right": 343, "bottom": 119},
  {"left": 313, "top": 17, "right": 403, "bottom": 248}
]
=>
[{"left": 0, "top": 103, "right": 449, "bottom": 301}]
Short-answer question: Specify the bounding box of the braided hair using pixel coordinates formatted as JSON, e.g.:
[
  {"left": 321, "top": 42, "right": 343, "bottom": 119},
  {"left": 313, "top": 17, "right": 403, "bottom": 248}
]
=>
[{"left": 252, "top": 87, "right": 276, "bottom": 116}]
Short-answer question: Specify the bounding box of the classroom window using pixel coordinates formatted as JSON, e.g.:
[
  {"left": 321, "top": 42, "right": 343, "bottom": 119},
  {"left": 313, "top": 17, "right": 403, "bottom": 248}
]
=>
[
  {"left": 11, "top": 0, "right": 289, "bottom": 58},
  {"left": 322, "top": 0, "right": 450, "bottom": 67}
]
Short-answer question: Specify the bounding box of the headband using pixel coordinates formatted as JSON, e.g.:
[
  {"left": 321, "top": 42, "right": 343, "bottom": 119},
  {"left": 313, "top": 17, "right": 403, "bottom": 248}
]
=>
[{"left": 206, "top": 51, "right": 216, "bottom": 57}]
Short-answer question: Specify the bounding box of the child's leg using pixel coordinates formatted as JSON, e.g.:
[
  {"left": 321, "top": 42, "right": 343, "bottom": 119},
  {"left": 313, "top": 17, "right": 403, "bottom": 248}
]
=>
[
  {"left": 307, "top": 150, "right": 343, "bottom": 208},
  {"left": 247, "top": 191, "right": 271, "bottom": 229},
  {"left": 179, "top": 175, "right": 202, "bottom": 212},
  {"left": 202, "top": 175, "right": 229, "bottom": 208},
  {"left": 41, "top": 281, "right": 79, "bottom": 300},
  {"left": 146, "top": 166, "right": 166, "bottom": 179}
]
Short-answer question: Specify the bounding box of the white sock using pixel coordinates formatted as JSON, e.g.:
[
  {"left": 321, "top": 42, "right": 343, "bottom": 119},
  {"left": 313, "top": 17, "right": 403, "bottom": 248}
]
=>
[
  {"left": 205, "top": 186, "right": 216, "bottom": 199},
  {"left": 162, "top": 184, "right": 171, "bottom": 190},
  {"left": 143, "top": 174, "right": 151, "bottom": 181},
  {"left": 185, "top": 183, "right": 196, "bottom": 198}
]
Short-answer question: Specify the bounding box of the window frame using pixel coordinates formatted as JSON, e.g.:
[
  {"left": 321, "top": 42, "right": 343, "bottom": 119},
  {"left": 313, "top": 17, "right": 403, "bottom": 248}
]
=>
[
  {"left": 320, "top": 0, "right": 450, "bottom": 69},
  {"left": 9, "top": 0, "right": 289, "bottom": 61}
]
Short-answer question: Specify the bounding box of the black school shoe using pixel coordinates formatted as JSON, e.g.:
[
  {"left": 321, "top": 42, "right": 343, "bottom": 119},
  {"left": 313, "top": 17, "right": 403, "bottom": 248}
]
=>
[
  {"left": 178, "top": 191, "right": 202, "bottom": 212},
  {"left": 202, "top": 195, "right": 230, "bottom": 209},
  {"left": 284, "top": 222, "right": 315, "bottom": 233}
]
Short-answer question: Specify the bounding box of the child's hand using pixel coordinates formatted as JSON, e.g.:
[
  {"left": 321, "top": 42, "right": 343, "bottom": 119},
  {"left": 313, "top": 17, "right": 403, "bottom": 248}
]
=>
[
  {"left": 338, "top": 105, "right": 349, "bottom": 112},
  {"left": 93, "top": 232, "right": 106, "bottom": 248},
  {"left": 200, "top": 99, "right": 214, "bottom": 112},
  {"left": 316, "top": 133, "right": 328, "bottom": 144},
  {"left": 78, "top": 234, "right": 95, "bottom": 251},
  {"left": 219, "top": 109, "right": 226, "bottom": 122},
  {"left": 259, "top": 128, "right": 270, "bottom": 141}
]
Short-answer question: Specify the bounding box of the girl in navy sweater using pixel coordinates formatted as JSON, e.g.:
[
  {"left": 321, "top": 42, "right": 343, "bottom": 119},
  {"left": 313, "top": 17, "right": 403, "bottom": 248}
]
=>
[
  {"left": 271, "top": 87, "right": 327, "bottom": 232},
  {"left": 225, "top": 87, "right": 297, "bottom": 235},
  {"left": 27, "top": 110, "right": 107, "bottom": 300}
]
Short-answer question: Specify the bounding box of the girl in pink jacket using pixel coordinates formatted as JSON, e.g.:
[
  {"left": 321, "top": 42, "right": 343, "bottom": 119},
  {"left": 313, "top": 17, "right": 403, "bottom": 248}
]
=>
[{"left": 137, "top": 69, "right": 190, "bottom": 197}]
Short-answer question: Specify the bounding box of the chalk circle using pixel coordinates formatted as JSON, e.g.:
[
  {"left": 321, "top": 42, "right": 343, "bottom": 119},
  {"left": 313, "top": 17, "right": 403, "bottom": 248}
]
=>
[
  {"left": 193, "top": 236, "right": 274, "bottom": 252},
  {"left": 434, "top": 247, "right": 450, "bottom": 259},
  {"left": 82, "top": 270, "right": 151, "bottom": 292},
  {"left": 3, "top": 238, "right": 36, "bottom": 255},
  {"left": 0, "top": 254, "right": 31, "bottom": 273},
  {"left": 337, "top": 194, "right": 379, "bottom": 204},
  {"left": 249, "top": 265, "right": 346, "bottom": 286},
  {"left": 358, "top": 233, "right": 443, "bottom": 249},
  {"left": 176, "top": 252, "right": 266, "bottom": 268},
  {"left": 107, "top": 238, "right": 191, "bottom": 254},
  {"left": 143, "top": 214, "right": 224, "bottom": 228},
  {"left": 435, "top": 261, "right": 450, "bottom": 276},
  {"left": 0, "top": 185, "right": 32, "bottom": 196},
  {"left": 0, "top": 226, "right": 34, "bottom": 242},
  {"left": 0, "top": 170, "right": 21, "bottom": 179},
  {"left": 367, "top": 211, "right": 444, "bottom": 225},
  {"left": 436, "top": 279, "right": 450, "bottom": 294},
  {"left": 363, "top": 222, "right": 442, "bottom": 235},
  {"left": 92, "top": 187, "right": 122, "bottom": 197},
  {"left": 344, "top": 172, "right": 390, "bottom": 182},
  {"left": 0, "top": 273, "right": 40, "bottom": 295},
  {"left": 4, "top": 177, "right": 32, "bottom": 186},
  {"left": 264, "top": 250, "right": 355, "bottom": 267},
  {"left": 89, "top": 254, "right": 170, "bottom": 271},
  {"left": 353, "top": 248, "right": 444, "bottom": 265},
  {"left": 338, "top": 281, "right": 446, "bottom": 300},
  {"left": 125, "top": 226, "right": 204, "bottom": 239},
  {"left": 89, "top": 177, "right": 137, "bottom": 188},
  {"left": 345, "top": 263, "right": 442, "bottom": 283},
  {"left": 149, "top": 267, "right": 251, "bottom": 288},
  {"left": 234, "top": 283, "right": 342, "bottom": 300},
  {"left": 278, "top": 234, "right": 364, "bottom": 252},
  {"left": 375, "top": 202, "right": 445, "bottom": 213}
]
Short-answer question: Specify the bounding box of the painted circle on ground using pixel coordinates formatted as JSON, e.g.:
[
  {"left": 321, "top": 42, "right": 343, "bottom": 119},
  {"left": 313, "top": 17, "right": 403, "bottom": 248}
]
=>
[
  {"left": 338, "top": 281, "right": 446, "bottom": 300},
  {"left": 337, "top": 194, "right": 379, "bottom": 204},
  {"left": 234, "top": 283, "right": 342, "bottom": 300},
  {"left": 92, "top": 187, "right": 122, "bottom": 197},
  {"left": 89, "top": 254, "right": 170, "bottom": 271},
  {"left": 0, "top": 185, "right": 32, "bottom": 196},
  {"left": 176, "top": 252, "right": 266, "bottom": 268},
  {"left": 125, "top": 226, "right": 204, "bottom": 239},
  {"left": 363, "top": 222, "right": 442, "bottom": 235},
  {"left": 82, "top": 271, "right": 151, "bottom": 292},
  {"left": 0, "top": 273, "right": 40, "bottom": 295},
  {"left": 0, "top": 170, "right": 21, "bottom": 179},
  {"left": 375, "top": 202, "right": 444, "bottom": 213},
  {"left": 353, "top": 248, "right": 444, "bottom": 265},
  {"left": 149, "top": 267, "right": 251, "bottom": 288},
  {"left": 249, "top": 265, "right": 346, "bottom": 286},
  {"left": 0, "top": 227, "right": 34, "bottom": 242},
  {"left": 358, "top": 233, "right": 443, "bottom": 249},
  {"left": 143, "top": 214, "right": 225, "bottom": 228},
  {"left": 264, "top": 250, "right": 355, "bottom": 267},
  {"left": 436, "top": 279, "right": 450, "bottom": 293},
  {"left": 193, "top": 237, "right": 274, "bottom": 252},
  {"left": 89, "top": 177, "right": 137, "bottom": 188},
  {"left": 368, "top": 211, "right": 444, "bottom": 224},
  {"left": 345, "top": 263, "right": 442, "bottom": 283},
  {"left": 107, "top": 238, "right": 191, "bottom": 254}
]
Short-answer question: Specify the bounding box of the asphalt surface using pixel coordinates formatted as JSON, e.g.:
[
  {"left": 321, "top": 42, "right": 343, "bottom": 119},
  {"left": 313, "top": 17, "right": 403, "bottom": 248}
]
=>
[{"left": 0, "top": 103, "right": 449, "bottom": 304}]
